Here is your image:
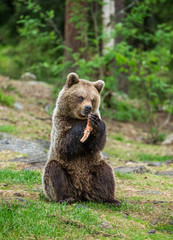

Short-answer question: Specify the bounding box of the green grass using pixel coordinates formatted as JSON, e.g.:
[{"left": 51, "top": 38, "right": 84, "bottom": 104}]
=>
[
  {"left": 105, "top": 138, "right": 172, "bottom": 164},
  {"left": 0, "top": 125, "right": 17, "bottom": 134},
  {"left": 0, "top": 200, "right": 118, "bottom": 240},
  {"left": 0, "top": 166, "right": 172, "bottom": 239},
  {"left": 0, "top": 198, "right": 172, "bottom": 240},
  {"left": 109, "top": 133, "right": 125, "bottom": 141},
  {"left": 115, "top": 172, "right": 136, "bottom": 180},
  {"left": 0, "top": 88, "right": 15, "bottom": 107},
  {"left": 0, "top": 168, "right": 41, "bottom": 186},
  {"left": 137, "top": 153, "right": 172, "bottom": 162},
  {"left": 156, "top": 223, "right": 173, "bottom": 234}
]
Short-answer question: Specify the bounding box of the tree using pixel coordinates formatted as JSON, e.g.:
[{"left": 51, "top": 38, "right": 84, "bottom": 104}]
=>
[
  {"left": 115, "top": 0, "right": 125, "bottom": 44},
  {"left": 64, "top": 0, "right": 88, "bottom": 62},
  {"left": 102, "top": 0, "right": 115, "bottom": 51},
  {"left": 114, "top": 0, "right": 128, "bottom": 93}
]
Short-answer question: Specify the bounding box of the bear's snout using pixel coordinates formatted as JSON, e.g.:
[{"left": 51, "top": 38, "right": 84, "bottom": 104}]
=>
[{"left": 84, "top": 105, "right": 92, "bottom": 115}]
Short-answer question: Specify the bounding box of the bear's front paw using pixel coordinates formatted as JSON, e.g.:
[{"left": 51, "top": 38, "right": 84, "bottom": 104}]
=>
[{"left": 89, "top": 114, "right": 104, "bottom": 135}]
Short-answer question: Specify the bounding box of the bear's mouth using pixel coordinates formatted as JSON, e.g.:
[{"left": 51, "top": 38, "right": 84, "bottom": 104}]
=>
[
  {"left": 80, "top": 111, "right": 87, "bottom": 117},
  {"left": 79, "top": 110, "right": 88, "bottom": 119}
]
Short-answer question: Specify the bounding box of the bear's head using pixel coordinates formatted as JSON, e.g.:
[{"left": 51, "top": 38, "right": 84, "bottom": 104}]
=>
[{"left": 56, "top": 73, "right": 105, "bottom": 119}]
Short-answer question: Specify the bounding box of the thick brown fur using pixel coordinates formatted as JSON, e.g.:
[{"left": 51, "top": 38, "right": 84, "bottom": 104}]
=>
[{"left": 42, "top": 73, "right": 120, "bottom": 206}]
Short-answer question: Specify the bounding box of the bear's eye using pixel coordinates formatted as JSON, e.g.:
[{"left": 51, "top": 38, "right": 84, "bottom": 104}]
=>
[{"left": 78, "top": 96, "right": 84, "bottom": 102}]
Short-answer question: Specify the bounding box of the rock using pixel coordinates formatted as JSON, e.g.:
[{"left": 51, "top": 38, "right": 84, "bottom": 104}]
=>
[
  {"left": 5, "top": 140, "right": 10, "bottom": 144},
  {"left": 147, "top": 229, "right": 156, "bottom": 234},
  {"left": 16, "top": 198, "right": 31, "bottom": 204},
  {"left": 21, "top": 72, "right": 37, "bottom": 81},
  {"left": 74, "top": 204, "right": 88, "bottom": 209},
  {"left": 0, "top": 133, "right": 48, "bottom": 169},
  {"left": 27, "top": 81, "right": 47, "bottom": 86},
  {"left": 162, "top": 134, "right": 173, "bottom": 145},
  {"left": 22, "top": 164, "right": 45, "bottom": 171},
  {"left": 0, "top": 106, "right": 8, "bottom": 111},
  {"left": 35, "top": 139, "right": 50, "bottom": 150},
  {"left": 164, "top": 159, "right": 173, "bottom": 165},
  {"left": 14, "top": 193, "right": 25, "bottom": 197},
  {"left": 14, "top": 102, "right": 23, "bottom": 111},
  {"left": 102, "top": 152, "right": 110, "bottom": 160},
  {"left": 155, "top": 171, "right": 173, "bottom": 176},
  {"left": 44, "top": 104, "right": 53, "bottom": 114},
  {"left": 151, "top": 219, "right": 159, "bottom": 226},
  {"left": 125, "top": 160, "right": 138, "bottom": 166},
  {"left": 135, "top": 135, "right": 144, "bottom": 142},
  {"left": 99, "top": 221, "right": 113, "bottom": 229},
  {"left": 147, "top": 162, "right": 162, "bottom": 167},
  {"left": 16, "top": 198, "right": 26, "bottom": 202},
  {"left": 169, "top": 220, "right": 173, "bottom": 225},
  {"left": 32, "top": 187, "right": 42, "bottom": 192},
  {"left": 153, "top": 201, "right": 168, "bottom": 204},
  {"left": 137, "top": 190, "right": 161, "bottom": 195},
  {"left": 114, "top": 165, "right": 150, "bottom": 174}
]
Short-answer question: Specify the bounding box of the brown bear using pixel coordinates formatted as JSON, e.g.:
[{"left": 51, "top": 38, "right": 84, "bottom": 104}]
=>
[{"left": 42, "top": 73, "right": 120, "bottom": 206}]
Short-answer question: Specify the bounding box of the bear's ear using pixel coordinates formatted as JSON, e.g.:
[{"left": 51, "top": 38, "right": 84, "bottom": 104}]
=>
[
  {"left": 94, "top": 80, "right": 105, "bottom": 93},
  {"left": 66, "top": 72, "right": 80, "bottom": 88}
]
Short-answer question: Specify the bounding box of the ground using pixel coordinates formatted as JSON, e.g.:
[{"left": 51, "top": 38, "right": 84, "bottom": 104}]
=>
[{"left": 0, "top": 75, "right": 173, "bottom": 240}]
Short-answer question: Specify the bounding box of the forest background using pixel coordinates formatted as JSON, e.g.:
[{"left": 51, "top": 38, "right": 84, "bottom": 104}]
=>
[{"left": 0, "top": 0, "right": 173, "bottom": 143}]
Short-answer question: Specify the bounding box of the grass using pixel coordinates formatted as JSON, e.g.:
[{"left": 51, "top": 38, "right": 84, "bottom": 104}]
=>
[
  {"left": 0, "top": 165, "right": 172, "bottom": 240},
  {"left": 0, "top": 125, "right": 18, "bottom": 134},
  {"left": 137, "top": 153, "right": 172, "bottom": 162},
  {"left": 104, "top": 136, "right": 172, "bottom": 165},
  {"left": 0, "top": 88, "right": 15, "bottom": 107},
  {"left": 0, "top": 200, "right": 117, "bottom": 240},
  {"left": 115, "top": 172, "right": 136, "bottom": 180},
  {"left": 0, "top": 198, "right": 172, "bottom": 240},
  {"left": 0, "top": 168, "right": 41, "bottom": 186}
]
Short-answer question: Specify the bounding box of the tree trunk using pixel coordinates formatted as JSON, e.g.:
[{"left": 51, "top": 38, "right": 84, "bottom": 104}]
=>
[
  {"left": 115, "top": 0, "right": 125, "bottom": 44},
  {"left": 102, "top": 0, "right": 115, "bottom": 51},
  {"left": 64, "top": 0, "right": 88, "bottom": 62},
  {"left": 115, "top": 0, "right": 128, "bottom": 94}
]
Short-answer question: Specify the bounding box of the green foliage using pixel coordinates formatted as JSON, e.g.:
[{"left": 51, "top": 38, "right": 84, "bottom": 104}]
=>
[
  {"left": 16, "top": 1, "right": 64, "bottom": 83},
  {"left": 0, "top": 89, "right": 15, "bottom": 107},
  {"left": 101, "top": 97, "right": 147, "bottom": 122},
  {"left": 157, "top": 133, "right": 166, "bottom": 142},
  {"left": 71, "top": 0, "right": 173, "bottom": 122},
  {"left": 0, "top": 0, "right": 173, "bottom": 128},
  {"left": 2, "top": 0, "right": 66, "bottom": 83},
  {"left": 147, "top": 126, "right": 166, "bottom": 143},
  {"left": 113, "top": 2, "right": 173, "bottom": 117}
]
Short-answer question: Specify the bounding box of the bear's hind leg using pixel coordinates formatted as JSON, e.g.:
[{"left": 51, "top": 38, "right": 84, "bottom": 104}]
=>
[
  {"left": 43, "top": 160, "right": 76, "bottom": 203},
  {"left": 87, "top": 161, "right": 121, "bottom": 206}
]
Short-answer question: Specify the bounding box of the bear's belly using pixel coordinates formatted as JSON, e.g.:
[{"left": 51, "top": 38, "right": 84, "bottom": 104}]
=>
[{"left": 60, "top": 155, "right": 102, "bottom": 196}]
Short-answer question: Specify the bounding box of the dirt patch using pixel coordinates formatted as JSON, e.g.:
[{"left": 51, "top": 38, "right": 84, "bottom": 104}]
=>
[
  {"left": 0, "top": 188, "right": 40, "bottom": 201},
  {"left": 0, "top": 75, "right": 52, "bottom": 100}
]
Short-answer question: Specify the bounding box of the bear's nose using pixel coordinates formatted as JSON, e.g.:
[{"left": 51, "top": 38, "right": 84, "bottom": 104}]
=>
[{"left": 84, "top": 105, "right": 92, "bottom": 114}]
